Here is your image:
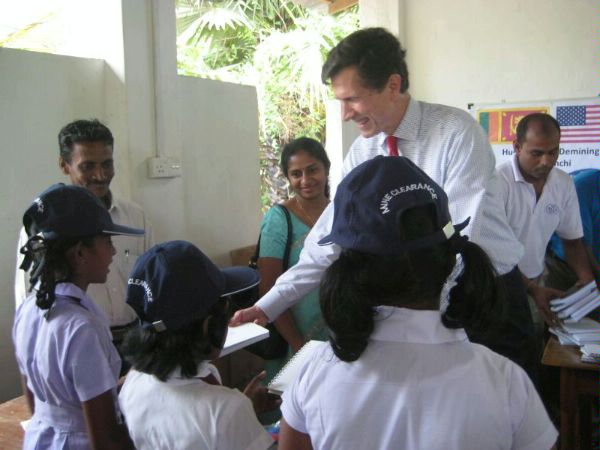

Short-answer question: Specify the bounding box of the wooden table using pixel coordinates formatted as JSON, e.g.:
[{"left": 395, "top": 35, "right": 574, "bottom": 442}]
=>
[
  {"left": 0, "top": 395, "right": 29, "bottom": 449},
  {"left": 542, "top": 337, "right": 598, "bottom": 450}
]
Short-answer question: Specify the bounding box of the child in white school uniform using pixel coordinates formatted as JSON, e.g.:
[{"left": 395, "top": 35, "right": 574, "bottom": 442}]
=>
[
  {"left": 13, "top": 184, "right": 144, "bottom": 449},
  {"left": 278, "top": 156, "right": 558, "bottom": 450},
  {"left": 118, "top": 240, "right": 278, "bottom": 450}
]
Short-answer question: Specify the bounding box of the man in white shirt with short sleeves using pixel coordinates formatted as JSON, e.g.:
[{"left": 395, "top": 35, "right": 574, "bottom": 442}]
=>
[{"left": 497, "top": 113, "right": 595, "bottom": 326}]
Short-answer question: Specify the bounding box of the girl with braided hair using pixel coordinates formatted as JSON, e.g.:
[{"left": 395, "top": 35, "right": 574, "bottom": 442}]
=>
[
  {"left": 278, "top": 157, "right": 557, "bottom": 450},
  {"left": 13, "top": 183, "right": 143, "bottom": 449}
]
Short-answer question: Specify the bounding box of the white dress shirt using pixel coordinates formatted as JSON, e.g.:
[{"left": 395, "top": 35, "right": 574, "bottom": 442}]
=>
[
  {"left": 282, "top": 307, "right": 557, "bottom": 450},
  {"left": 498, "top": 156, "right": 583, "bottom": 278},
  {"left": 257, "top": 98, "right": 523, "bottom": 320}
]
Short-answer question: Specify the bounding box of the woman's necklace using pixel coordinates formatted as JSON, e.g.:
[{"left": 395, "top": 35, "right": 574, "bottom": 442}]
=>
[{"left": 295, "top": 197, "right": 328, "bottom": 227}]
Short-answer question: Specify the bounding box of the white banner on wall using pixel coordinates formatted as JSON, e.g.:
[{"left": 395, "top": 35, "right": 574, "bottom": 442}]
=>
[{"left": 470, "top": 98, "right": 599, "bottom": 172}]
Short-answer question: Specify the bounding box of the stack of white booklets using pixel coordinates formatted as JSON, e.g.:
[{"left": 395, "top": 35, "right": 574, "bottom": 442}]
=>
[
  {"left": 550, "top": 317, "right": 599, "bottom": 346},
  {"left": 549, "top": 281, "right": 599, "bottom": 363},
  {"left": 549, "top": 280, "right": 599, "bottom": 323},
  {"left": 580, "top": 343, "right": 600, "bottom": 364}
]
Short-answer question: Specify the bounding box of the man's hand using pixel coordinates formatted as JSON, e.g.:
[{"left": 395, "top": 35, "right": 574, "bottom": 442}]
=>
[
  {"left": 230, "top": 305, "right": 269, "bottom": 327},
  {"left": 243, "top": 370, "right": 281, "bottom": 415},
  {"left": 574, "top": 277, "right": 596, "bottom": 289},
  {"left": 528, "top": 283, "right": 564, "bottom": 326}
]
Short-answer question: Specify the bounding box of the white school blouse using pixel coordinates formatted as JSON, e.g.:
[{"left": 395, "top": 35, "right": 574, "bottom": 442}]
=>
[
  {"left": 282, "top": 307, "right": 557, "bottom": 450},
  {"left": 13, "top": 283, "right": 121, "bottom": 450},
  {"left": 119, "top": 363, "right": 273, "bottom": 450}
]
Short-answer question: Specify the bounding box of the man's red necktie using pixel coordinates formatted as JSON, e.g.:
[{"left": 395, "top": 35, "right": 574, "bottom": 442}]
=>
[{"left": 387, "top": 135, "right": 399, "bottom": 157}]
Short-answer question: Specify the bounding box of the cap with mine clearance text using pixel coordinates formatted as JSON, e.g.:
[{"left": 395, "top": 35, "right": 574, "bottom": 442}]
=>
[
  {"left": 126, "top": 240, "right": 260, "bottom": 332},
  {"left": 319, "top": 156, "right": 468, "bottom": 255}
]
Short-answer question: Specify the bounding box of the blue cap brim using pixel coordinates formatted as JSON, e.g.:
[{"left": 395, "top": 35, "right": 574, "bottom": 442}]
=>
[
  {"left": 319, "top": 216, "right": 471, "bottom": 248},
  {"left": 103, "top": 224, "right": 145, "bottom": 236},
  {"left": 221, "top": 266, "right": 260, "bottom": 297}
]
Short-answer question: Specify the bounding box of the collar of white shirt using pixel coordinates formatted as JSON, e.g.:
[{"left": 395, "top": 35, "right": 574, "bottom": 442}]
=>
[
  {"left": 510, "top": 154, "right": 557, "bottom": 185},
  {"left": 164, "top": 361, "right": 223, "bottom": 386},
  {"left": 386, "top": 96, "right": 421, "bottom": 143},
  {"left": 371, "top": 305, "right": 468, "bottom": 344},
  {"left": 54, "top": 282, "right": 110, "bottom": 325}
]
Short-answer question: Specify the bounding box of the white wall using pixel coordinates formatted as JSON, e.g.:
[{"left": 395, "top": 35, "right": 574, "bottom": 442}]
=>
[
  {"left": 328, "top": 0, "right": 596, "bottom": 188},
  {"left": 179, "top": 77, "right": 261, "bottom": 265},
  {"left": 404, "top": 0, "right": 597, "bottom": 108},
  {"left": 0, "top": 48, "right": 106, "bottom": 400}
]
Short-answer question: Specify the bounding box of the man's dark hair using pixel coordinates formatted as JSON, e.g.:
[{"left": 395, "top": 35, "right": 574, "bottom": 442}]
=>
[
  {"left": 322, "top": 27, "right": 409, "bottom": 93},
  {"left": 121, "top": 300, "right": 230, "bottom": 381},
  {"left": 515, "top": 113, "right": 561, "bottom": 144},
  {"left": 58, "top": 119, "right": 114, "bottom": 162}
]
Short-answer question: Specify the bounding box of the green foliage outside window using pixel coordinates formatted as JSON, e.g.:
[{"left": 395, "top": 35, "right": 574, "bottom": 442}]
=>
[{"left": 176, "top": 0, "right": 358, "bottom": 208}]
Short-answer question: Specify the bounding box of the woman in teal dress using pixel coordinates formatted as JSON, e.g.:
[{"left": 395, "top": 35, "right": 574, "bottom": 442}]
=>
[{"left": 257, "top": 137, "right": 331, "bottom": 386}]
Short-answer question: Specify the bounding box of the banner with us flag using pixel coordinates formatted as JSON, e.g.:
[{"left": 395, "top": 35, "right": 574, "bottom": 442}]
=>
[
  {"left": 471, "top": 98, "right": 598, "bottom": 172},
  {"left": 556, "top": 104, "right": 599, "bottom": 144}
]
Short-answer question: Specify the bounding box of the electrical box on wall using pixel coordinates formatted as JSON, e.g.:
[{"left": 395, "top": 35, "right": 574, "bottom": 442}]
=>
[{"left": 147, "top": 156, "right": 182, "bottom": 178}]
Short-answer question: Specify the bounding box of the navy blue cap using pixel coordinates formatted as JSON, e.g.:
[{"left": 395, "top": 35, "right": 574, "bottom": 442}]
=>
[
  {"left": 126, "top": 240, "right": 260, "bottom": 332},
  {"left": 319, "top": 156, "right": 468, "bottom": 255},
  {"left": 23, "top": 183, "right": 144, "bottom": 239}
]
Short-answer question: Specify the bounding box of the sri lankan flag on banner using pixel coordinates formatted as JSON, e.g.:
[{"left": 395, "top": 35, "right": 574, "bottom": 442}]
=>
[{"left": 478, "top": 107, "right": 549, "bottom": 144}]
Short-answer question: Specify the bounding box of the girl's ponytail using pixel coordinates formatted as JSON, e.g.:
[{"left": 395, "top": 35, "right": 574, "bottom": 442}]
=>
[{"left": 442, "top": 236, "right": 505, "bottom": 334}]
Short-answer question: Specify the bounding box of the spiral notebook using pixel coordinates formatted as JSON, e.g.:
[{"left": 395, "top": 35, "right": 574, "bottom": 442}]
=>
[{"left": 268, "top": 340, "right": 324, "bottom": 395}]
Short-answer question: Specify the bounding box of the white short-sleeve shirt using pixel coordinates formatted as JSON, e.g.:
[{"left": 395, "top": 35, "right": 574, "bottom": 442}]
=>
[
  {"left": 119, "top": 363, "right": 274, "bottom": 450},
  {"left": 281, "top": 307, "right": 557, "bottom": 450},
  {"left": 498, "top": 157, "right": 583, "bottom": 278}
]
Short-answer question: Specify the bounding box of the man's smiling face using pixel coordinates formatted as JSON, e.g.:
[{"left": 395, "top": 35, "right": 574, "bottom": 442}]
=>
[
  {"left": 331, "top": 65, "right": 401, "bottom": 137},
  {"left": 59, "top": 141, "right": 115, "bottom": 200}
]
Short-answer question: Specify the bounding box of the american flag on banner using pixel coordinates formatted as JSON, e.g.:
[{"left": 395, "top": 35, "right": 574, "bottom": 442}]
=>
[{"left": 555, "top": 104, "right": 599, "bottom": 144}]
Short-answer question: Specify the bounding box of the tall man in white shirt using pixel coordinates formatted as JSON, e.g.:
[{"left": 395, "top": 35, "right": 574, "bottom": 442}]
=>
[
  {"left": 497, "top": 113, "right": 595, "bottom": 325},
  {"left": 15, "top": 119, "right": 154, "bottom": 349},
  {"left": 233, "top": 28, "right": 537, "bottom": 378}
]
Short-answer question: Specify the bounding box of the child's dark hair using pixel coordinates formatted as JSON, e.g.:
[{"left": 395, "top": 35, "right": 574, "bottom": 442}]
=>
[
  {"left": 121, "top": 300, "right": 230, "bottom": 381},
  {"left": 320, "top": 205, "right": 505, "bottom": 362},
  {"left": 280, "top": 137, "right": 331, "bottom": 198},
  {"left": 20, "top": 233, "right": 95, "bottom": 310}
]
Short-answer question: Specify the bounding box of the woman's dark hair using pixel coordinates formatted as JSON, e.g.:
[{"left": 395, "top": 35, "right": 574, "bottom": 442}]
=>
[
  {"left": 21, "top": 233, "right": 95, "bottom": 310},
  {"left": 320, "top": 205, "right": 504, "bottom": 362},
  {"left": 121, "top": 300, "right": 230, "bottom": 381},
  {"left": 280, "top": 137, "right": 331, "bottom": 198}
]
